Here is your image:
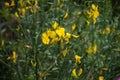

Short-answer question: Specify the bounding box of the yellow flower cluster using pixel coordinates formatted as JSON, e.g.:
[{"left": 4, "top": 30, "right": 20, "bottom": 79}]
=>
[
  {"left": 7, "top": 51, "right": 17, "bottom": 64},
  {"left": 72, "top": 54, "right": 83, "bottom": 78},
  {"left": 86, "top": 44, "right": 98, "bottom": 54},
  {"left": 41, "top": 21, "right": 79, "bottom": 45},
  {"left": 5, "top": 0, "right": 39, "bottom": 17},
  {"left": 4, "top": 0, "right": 15, "bottom": 7},
  {"left": 87, "top": 4, "right": 99, "bottom": 24},
  {"left": 72, "top": 68, "right": 82, "bottom": 78}
]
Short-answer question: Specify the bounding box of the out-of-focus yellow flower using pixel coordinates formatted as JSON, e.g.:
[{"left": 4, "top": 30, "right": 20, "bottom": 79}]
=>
[
  {"left": 56, "top": 27, "right": 65, "bottom": 38},
  {"left": 72, "top": 68, "right": 77, "bottom": 78},
  {"left": 4, "top": 2, "right": 10, "bottom": 7},
  {"left": 75, "top": 55, "right": 81, "bottom": 64},
  {"left": 20, "top": 0, "right": 25, "bottom": 7},
  {"left": 78, "top": 68, "right": 83, "bottom": 76},
  {"left": 71, "top": 24, "right": 76, "bottom": 31},
  {"left": 10, "top": 0, "right": 15, "bottom": 6},
  {"left": 63, "top": 10, "right": 68, "bottom": 19},
  {"left": 86, "top": 47, "right": 93, "bottom": 54},
  {"left": 105, "top": 27, "right": 110, "bottom": 34},
  {"left": 1, "top": 39, "right": 4, "bottom": 47},
  {"left": 13, "top": 51, "right": 17, "bottom": 64},
  {"left": 61, "top": 48, "right": 67, "bottom": 57},
  {"left": 58, "top": 0, "right": 60, "bottom": 4},
  {"left": 93, "top": 44, "right": 97, "bottom": 53},
  {"left": 52, "top": 21, "right": 58, "bottom": 29},
  {"left": 72, "top": 34, "right": 79, "bottom": 38},
  {"left": 86, "top": 20, "right": 90, "bottom": 26},
  {"left": 15, "top": 12, "right": 19, "bottom": 18},
  {"left": 42, "top": 32, "right": 50, "bottom": 44},
  {"left": 31, "top": 60, "right": 37, "bottom": 67},
  {"left": 99, "top": 76, "right": 104, "bottom": 80},
  {"left": 64, "top": 33, "right": 71, "bottom": 44},
  {"left": 7, "top": 56, "right": 11, "bottom": 60},
  {"left": 92, "top": 4, "right": 98, "bottom": 11},
  {"left": 21, "top": 8, "right": 26, "bottom": 16}
]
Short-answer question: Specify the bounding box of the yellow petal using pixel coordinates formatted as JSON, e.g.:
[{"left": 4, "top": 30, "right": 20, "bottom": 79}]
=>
[
  {"left": 71, "top": 24, "right": 76, "bottom": 31},
  {"left": 13, "top": 51, "right": 17, "bottom": 63},
  {"left": 99, "top": 76, "right": 104, "bottom": 80},
  {"left": 72, "top": 68, "right": 77, "bottom": 78},
  {"left": 4, "top": 2, "right": 10, "bottom": 7},
  {"left": 78, "top": 68, "right": 83, "bottom": 76},
  {"left": 72, "top": 34, "right": 79, "bottom": 38},
  {"left": 63, "top": 10, "right": 68, "bottom": 19},
  {"left": 1, "top": 39, "right": 4, "bottom": 47}
]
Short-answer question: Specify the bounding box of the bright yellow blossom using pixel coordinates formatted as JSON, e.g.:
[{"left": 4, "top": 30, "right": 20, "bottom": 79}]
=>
[
  {"left": 78, "top": 68, "right": 83, "bottom": 76},
  {"left": 10, "top": 0, "right": 15, "bottom": 6},
  {"left": 72, "top": 34, "right": 79, "bottom": 38},
  {"left": 71, "top": 24, "right": 76, "bottom": 31},
  {"left": 99, "top": 76, "right": 104, "bottom": 80},
  {"left": 75, "top": 55, "right": 81, "bottom": 64},
  {"left": 72, "top": 68, "right": 77, "bottom": 78},
  {"left": 61, "top": 48, "right": 67, "bottom": 57},
  {"left": 52, "top": 21, "right": 58, "bottom": 29},
  {"left": 4, "top": 2, "right": 10, "bottom": 7},
  {"left": 13, "top": 51, "right": 17, "bottom": 64},
  {"left": 55, "top": 27, "right": 65, "bottom": 38},
  {"left": 93, "top": 44, "right": 97, "bottom": 53},
  {"left": 15, "top": 12, "right": 19, "bottom": 18},
  {"left": 63, "top": 10, "right": 68, "bottom": 19},
  {"left": 64, "top": 33, "right": 71, "bottom": 44},
  {"left": 42, "top": 32, "right": 50, "bottom": 44}
]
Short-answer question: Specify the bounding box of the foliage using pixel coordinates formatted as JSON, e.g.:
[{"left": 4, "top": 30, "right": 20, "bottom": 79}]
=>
[{"left": 0, "top": 0, "right": 120, "bottom": 80}]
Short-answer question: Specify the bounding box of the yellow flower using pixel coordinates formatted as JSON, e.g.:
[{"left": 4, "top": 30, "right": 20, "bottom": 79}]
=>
[
  {"left": 4, "top": 2, "right": 10, "bottom": 7},
  {"left": 75, "top": 55, "right": 81, "bottom": 64},
  {"left": 58, "top": 0, "right": 60, "bottom": 4},
  {"left": 93, "top": 44, "right": 97, "bottom": 53},
  {"left": 13, "top": 51, "right": 17, "bottom": 64},
  {"left": 78, "top": 68, "right": 83, "bottom": 76},
  {"left": 20, "top": 0, "right": 25, "bottom": 7},
  {"left": 15, "top": 12, "right": 19, "bottom": 18},
  {"left": 86, "top": 20, "right": 90, "bottom": 26},
  {"left": 87, "top": 4, "right": 99, "bottom": 24},
  {"left": 61, "top": 48, "right": 67, "bottom": 57},
  {"left": 47, "top": 30, "right": 56, "bottom": 39},
  {"left": 52, "top": 21, "right": 58, "bottom": 29},
  {"left": 63, "top": 10, "right": 68, "bottom": 19},
  {"left": 42, "top": 32, "right": 50, "bottom": 44},
  {"left": 105, "top": 27, "right": 110, "bottom": 34},
  {"left": 10, "top": 0, "right": 15, "bottom": 6},
  {"left": 72, "top": 68, "right": 77, "bottom": 78},
  {"left": 51, "top": 37, "right": 59, "bottom": 44},
  {"left": 99, "top": 76, "right": 104, "bottom": 80},
  {"left": 91, "top": 4, "right": 98, "bottom": 11},
  {"left": 1, "top": 39, "right": 4, "bottom": 47},
  {"left": 86, "top": 47, "right": 93, "bottom": 54},
  {"left": 7, "top": 56, "right": 11, "bottom": 60},
  {"left": 31, "top": 60, "right": 37, "bottom": 67},
  {"left": 21, "top": 8, "right": 26, "bottom": 16},
  {"left": 72, "top": 34, "right": 79, "bottom": 38},
  {"left": 71, "top": 24, "right": 76, "bottom": 31},
  {"left": 64, "top": 33, "right": 71, "bottom": 44},
  {"left": 55, "top": 27, "right": 65, "bottom": 38}
]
